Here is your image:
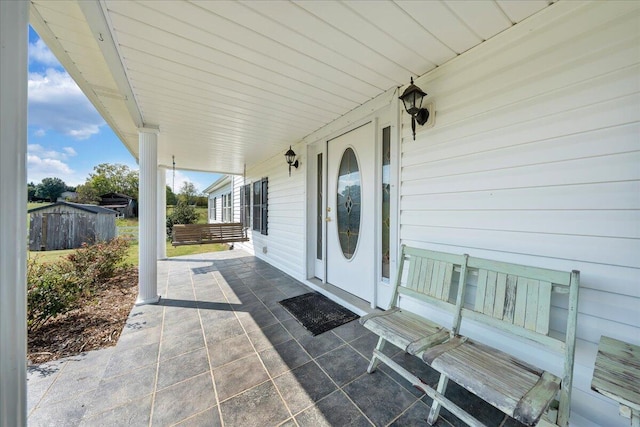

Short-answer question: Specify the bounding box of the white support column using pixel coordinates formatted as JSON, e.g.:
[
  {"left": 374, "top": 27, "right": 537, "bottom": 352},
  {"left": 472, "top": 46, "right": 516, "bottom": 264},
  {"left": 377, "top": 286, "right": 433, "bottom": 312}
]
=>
[
  {"left": 0, "top": 1, "right": 28, "bottom": 425},
  {"left": 137, "top": 127, "right": 160, "bottom": 305},
  {"left": 157, "top": 166, "right": 167, "bottom": 259}
]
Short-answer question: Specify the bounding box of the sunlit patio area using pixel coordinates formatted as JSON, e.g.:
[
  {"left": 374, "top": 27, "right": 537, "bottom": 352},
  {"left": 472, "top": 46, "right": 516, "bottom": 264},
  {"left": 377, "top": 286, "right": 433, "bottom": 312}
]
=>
[{"left": 27, "top": 250, "right": 529, "bottom": 426}]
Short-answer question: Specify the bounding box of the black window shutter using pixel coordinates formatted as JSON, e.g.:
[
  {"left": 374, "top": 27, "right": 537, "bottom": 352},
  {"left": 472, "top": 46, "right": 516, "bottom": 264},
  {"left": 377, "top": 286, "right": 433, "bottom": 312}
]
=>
[
  {"left": 240, "top": 185, "right": 245, "bottom": 226},
  {"left": 261, "top": 178, "right": 268, "bottom": 235},
  {"left": 252, "top": 181, "right": 260, "bottom": 232}
]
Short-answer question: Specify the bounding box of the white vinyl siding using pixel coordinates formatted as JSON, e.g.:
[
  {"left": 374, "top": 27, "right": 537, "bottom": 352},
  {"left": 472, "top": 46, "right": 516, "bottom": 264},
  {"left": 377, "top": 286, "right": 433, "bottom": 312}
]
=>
[
  {"left": 206, "top": 177, "right": 233, "bottom": 224},
  {"left": 240, "top": 149, "right": 306, "bottom": 279},
  {"left": 400, "top": 3, "right": 639, "bottom": 426},
  {"left": 209, "top": 196, "right": 222, "bottom": 223},
  {"left": 223, "top": 3, "right": 638, "bottom": 425}
]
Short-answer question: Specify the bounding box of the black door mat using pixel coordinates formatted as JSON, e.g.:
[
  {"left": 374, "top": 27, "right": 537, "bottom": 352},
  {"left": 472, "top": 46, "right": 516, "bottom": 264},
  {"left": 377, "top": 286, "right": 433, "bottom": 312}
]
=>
[{"left": 278, "top": 292, "right": 360, "bottom": 336}]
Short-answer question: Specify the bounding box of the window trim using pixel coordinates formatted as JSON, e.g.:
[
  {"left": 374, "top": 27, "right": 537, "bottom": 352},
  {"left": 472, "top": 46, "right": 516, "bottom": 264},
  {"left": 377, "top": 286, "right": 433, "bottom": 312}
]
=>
[
  {"left": 240, "top": 183, "right": 251, "bottom": 228},
  {"left": 252, "top": 177, "right": 268, "bottom": 235},
  {"left": 222, "top": 192, "right": 232, "bottom": 223}
]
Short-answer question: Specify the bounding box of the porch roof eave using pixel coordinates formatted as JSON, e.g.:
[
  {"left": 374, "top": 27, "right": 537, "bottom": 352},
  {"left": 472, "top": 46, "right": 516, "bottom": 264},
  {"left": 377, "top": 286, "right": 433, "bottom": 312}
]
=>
[{"left": 27, "top": 0, "right": 555, "bottom": 175}]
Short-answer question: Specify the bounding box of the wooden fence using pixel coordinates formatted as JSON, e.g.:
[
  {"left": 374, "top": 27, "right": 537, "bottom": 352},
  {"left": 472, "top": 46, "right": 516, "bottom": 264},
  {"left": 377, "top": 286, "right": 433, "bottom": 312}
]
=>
[{"left": 116, "top": 226, "right": 138, "bottom": 242}]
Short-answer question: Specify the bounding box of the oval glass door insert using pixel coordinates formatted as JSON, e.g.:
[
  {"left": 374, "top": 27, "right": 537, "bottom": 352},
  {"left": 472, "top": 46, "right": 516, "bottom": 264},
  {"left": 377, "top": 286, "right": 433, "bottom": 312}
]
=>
[{"left": 336, "top": 147, "right": 361, "bottom": 259}]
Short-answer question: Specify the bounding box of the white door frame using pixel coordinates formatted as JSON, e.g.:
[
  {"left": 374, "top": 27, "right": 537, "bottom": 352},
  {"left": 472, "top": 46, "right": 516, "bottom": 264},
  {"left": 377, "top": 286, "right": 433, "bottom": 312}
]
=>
[
  {"left": 306, "top": 141, "right": 327, "bottom": 281},
  {"left": 305, "top": 102, "right": 400, "bottom": 309}
]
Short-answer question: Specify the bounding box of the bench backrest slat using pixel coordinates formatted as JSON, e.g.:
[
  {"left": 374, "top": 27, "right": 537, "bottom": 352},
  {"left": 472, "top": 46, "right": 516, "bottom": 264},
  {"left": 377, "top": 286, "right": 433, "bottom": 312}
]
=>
[
  {"left": 467, "top": 257, "right": 573, "bottom": 343},
  {"left": 407, "top": 258, "right": 455, "bottom": 302},
  {"left": 462, "top": 257, "right": 579, "bottom": 358},
  {"left": 391, "top": 246, "right": 469, "bottom": 335},
  {"left": 468, "top": 264, "right": 570, "bottom": 342},
  {"left": 463, "top": 257, "right": 579, "bottom": 427}
]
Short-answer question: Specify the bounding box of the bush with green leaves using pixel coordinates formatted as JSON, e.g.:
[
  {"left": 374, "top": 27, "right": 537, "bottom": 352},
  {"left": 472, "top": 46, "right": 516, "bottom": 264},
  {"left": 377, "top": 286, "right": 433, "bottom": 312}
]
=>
[
  {"left": 66, "top": 237, "right": 130, "bottom": 287},
  {"left": 27, "top": 237, "right": 131, "bottom": 331},
  {"left": 27, "top": 259, "right": 83, "bottom": 331},
  {"left": 166, "top": 201, "right": 199, "bottom": 236}
]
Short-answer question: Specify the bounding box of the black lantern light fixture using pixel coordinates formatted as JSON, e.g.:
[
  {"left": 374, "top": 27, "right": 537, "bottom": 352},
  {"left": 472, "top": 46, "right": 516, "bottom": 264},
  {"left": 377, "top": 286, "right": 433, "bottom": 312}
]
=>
[
  {"left": 399, "top": 77, "right": 430, "bottom": 140},
  {"left": 285, "top": 146, "right": 299, "bottom": 176}
]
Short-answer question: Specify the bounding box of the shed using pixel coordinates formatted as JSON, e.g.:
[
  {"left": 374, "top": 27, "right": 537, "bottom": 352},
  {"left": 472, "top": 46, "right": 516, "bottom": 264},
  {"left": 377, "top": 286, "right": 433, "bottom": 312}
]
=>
[
  {"left": 99, "top": 192, "right": 137, "bottom": 218},
  {"left": 28, "top": 202, "right": 118, "bottom": 251}
]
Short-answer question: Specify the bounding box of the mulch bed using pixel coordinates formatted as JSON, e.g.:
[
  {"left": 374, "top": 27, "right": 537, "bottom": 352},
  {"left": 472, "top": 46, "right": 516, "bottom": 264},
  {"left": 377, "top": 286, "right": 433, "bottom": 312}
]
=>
[{"left": 27, "top": 267, "right": 138, "bottom": 365}]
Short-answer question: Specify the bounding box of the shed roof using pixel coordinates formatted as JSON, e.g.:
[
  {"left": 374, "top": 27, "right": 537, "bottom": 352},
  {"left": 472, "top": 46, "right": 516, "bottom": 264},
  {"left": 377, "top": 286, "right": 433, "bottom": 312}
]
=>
[
  {"left": 100, "top": 193, "right": 135, "bottom": 200},
  {"left": 28, "top": 202, "right": 119, "bottom": 215}
]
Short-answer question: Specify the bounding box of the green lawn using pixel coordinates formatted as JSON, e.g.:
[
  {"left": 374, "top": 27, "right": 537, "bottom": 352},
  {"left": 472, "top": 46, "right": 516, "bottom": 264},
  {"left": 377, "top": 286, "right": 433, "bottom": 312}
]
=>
[
  {"left": 27, "top": 203, "right": 219, "bottom": 265},
  {"left": 29, "top": 240, "right": 228, "bottom": 265},
  {"left": 28, "top": 202, "right": 51, "bottom": 210}
]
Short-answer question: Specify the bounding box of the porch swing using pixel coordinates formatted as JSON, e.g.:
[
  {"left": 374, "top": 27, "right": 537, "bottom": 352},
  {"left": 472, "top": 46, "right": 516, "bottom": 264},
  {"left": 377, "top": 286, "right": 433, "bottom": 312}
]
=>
[
  {"left": 171, "top": 223, "right": 248, "bottom": 246},
  {"left": 171, "top": 159, "right": 249, "bottom": 247}
]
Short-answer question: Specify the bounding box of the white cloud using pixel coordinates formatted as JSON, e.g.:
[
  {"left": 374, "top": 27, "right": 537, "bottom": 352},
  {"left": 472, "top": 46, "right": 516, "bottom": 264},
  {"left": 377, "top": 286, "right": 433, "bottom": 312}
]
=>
[
  {"left": 27, "top": 154, "right": 74, "bottom": 185},
  {"left": 63, "top": 147, "right": 77, "bottom": 156},
  {"left": 28, "top": 68, "right": 105, "bottom": 140},
  {"left": 27, "top": 145, "right": 86, "bottom": 185},
  {"left": 29, "top": 39, "right": 60, "bottom": 67},
  {"left": 28, "top": 144, "right": 76, "bottom": 161},
  {"left": 34, "top": 129, "right": 46, "bottom": 137}
]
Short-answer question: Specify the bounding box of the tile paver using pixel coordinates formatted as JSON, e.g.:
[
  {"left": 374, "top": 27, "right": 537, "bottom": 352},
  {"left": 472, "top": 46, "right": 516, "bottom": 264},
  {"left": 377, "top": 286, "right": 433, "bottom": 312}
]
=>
[{"left": 27, "top": 249, "right": 516, "bottom": 426}]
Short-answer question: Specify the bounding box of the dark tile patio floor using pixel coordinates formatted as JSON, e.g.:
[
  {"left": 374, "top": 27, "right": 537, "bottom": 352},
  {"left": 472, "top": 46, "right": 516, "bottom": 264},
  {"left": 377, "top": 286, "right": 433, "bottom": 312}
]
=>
[{"left": 27, "top": 250, "right": 521, "bottom": 426}]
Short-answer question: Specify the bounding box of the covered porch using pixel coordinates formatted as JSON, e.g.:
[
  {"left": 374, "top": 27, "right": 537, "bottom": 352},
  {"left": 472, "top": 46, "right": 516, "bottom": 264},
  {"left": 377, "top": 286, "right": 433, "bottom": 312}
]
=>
[
  {"left": 27, "top": 250, "right": 514, "bottom": 427},
  {"left": 2, "top": 1, "right": 639, "bottom": 426}
]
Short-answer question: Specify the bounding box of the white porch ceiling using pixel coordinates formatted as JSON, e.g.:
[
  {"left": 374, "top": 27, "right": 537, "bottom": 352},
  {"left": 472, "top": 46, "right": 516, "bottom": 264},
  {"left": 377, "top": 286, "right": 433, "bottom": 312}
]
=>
[{"left": 29, "top": 0, "right": 553, "bottom": 175}]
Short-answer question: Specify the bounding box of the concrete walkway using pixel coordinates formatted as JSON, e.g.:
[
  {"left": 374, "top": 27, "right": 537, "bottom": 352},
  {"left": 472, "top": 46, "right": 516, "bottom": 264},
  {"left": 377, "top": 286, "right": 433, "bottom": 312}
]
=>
[{"left": 27, "top": 250, "right": 521, "bottom": 426}]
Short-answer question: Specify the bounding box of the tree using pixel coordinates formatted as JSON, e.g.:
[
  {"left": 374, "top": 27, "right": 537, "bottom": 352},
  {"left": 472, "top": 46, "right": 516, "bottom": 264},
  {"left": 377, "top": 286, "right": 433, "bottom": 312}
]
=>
[
  {"left": 27, "top": 182, "right": 37, "bottom": 202},
  {"left": 166, "top": 200, "right": 199, "bottom": 236},
  {"left": 178, "top": 182, "right": 198, "bottom": 205},
  {"left": 75, "top": 183, "right": 101, "bottom": 204},
  {"left": 35, "top": 177, "right": 67, "bottom": 202},
  {"left": 166, "top": 185, "right": 177, "bottom": 206},
  {"left": 87, "top": 163, "right": 139, "bottom": 199}
]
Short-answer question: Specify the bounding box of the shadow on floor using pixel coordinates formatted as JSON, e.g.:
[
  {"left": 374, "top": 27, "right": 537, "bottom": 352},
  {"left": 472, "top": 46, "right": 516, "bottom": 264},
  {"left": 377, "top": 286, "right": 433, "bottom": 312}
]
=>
[{"left": 27, "top": 250, "right": 525, "bottom": 427}]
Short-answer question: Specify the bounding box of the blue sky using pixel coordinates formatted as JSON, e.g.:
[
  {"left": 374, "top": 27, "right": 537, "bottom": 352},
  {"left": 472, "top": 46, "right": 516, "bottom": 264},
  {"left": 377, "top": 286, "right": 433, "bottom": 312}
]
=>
[{"left": 27, "top": 27, "right": 219, "bottom": 193}]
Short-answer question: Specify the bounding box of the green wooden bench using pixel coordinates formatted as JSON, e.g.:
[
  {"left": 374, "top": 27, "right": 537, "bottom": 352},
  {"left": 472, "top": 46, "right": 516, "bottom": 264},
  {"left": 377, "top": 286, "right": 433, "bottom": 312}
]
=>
[
  {"left": 359, "top": 246, "right": 471, "bottom": 397},
  {"left": 361, "top": 246, "right": 580, "bottom": 427},
  {"left": 171, "top": 223, "right": 248, "bottom": 246}
]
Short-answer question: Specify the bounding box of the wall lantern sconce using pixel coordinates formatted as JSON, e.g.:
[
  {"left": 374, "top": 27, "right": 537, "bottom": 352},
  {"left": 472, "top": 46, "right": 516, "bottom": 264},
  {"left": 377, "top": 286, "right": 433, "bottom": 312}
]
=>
[
  {"left": 285, "top": 146, "right": 299, "bottom": 176},
  {"left": 399, "top": 77, "right": 430, "bottom": 140}
]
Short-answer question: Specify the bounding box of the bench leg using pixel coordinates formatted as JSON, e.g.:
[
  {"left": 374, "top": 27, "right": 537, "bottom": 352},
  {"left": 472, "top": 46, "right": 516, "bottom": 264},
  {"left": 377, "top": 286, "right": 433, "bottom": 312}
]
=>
[
  {"left": 427, "top": 374, "right": 449, "bottom": 425},
  {"left": 367, "top": 337, "right": 387, "bottom": 373}
]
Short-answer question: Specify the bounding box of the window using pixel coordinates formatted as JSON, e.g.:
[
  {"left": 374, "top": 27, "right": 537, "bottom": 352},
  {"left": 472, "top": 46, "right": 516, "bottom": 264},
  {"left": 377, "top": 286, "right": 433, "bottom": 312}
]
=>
[
  {"left": 240, "top": 184, "right": 251, "bottom": 228},
  {"left": 222, "top": 193, "right": 232, "bottom": 223},
  {"left": 316, "top": 153, "right": 323, "bottom": 260},
  {"left": 337, "top": 148, "right": 360, "bottom": 259},
  {"left": 252, "top": 177, "right": 268, "bottom": 235},
  {"left": 382, "top": 126, "right": 391, "bottom": 278},
  {"left": 212, "top": 197, "right": 217, "bottom": 221}
]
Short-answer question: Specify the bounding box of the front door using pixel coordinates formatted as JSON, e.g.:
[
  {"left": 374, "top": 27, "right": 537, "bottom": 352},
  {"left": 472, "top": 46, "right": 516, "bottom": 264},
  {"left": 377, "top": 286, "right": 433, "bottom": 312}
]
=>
[{"left": 326, "top": 123, "right": 375, "bottom": 302}]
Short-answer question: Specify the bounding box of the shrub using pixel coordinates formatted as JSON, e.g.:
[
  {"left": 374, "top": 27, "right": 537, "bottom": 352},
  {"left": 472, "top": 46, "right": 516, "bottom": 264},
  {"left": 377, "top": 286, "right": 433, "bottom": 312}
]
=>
[
  {"left": 166, "top": 201, "right": 199, "bottom": 236},
  {"left": 27, "top": 238, "right": 131, "bottom": 332},
  {"left": 27, "top": 259, "right": 83, "bottom": 331},
  {"left": 67, "top": 237, "right": 130, "bottom": 288}
]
